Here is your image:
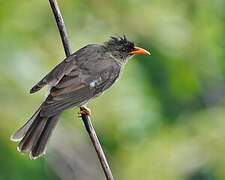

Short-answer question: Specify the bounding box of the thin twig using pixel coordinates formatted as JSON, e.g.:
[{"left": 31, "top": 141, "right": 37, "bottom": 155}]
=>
[
  {"left": 49, "top": 0, "right": 72, "bottom": 56},
  {"left": 81, "top": 115, "right": 114, "bottom": 180},
  {"left": 48, "top": 0, "right": 114, "bottom": 180}
]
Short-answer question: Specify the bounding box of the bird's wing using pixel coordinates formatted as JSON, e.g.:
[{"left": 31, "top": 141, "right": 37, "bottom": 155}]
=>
[
  {"left": 30, "top": 54, "right": 78, "bottom": 93},
  {"left": 30, "top": 45, "right": 97, "bottom": 93},
  {"left": 40, "top": 62, "right": 121, "bottom": 117}
]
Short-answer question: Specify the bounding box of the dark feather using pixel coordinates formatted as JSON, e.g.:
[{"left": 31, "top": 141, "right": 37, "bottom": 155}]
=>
[
  {"left": 40, "top": 63, "right": 121, "bottom": 117},
  {"left": 105, "top": 35, "right": 134, "bottom": 51},
  {"left": 11, "top": 108, "right": 40, "bottom": 141},
  {"left": 30, "top": 53, "right": 78, "bottom": 93},
  {"left": 31, "top": 115, "right": 59, "bottom": 158},
  {"left": 17, "top": 111, "right": 60, "bottom": 159},
  {"left": 18, "top": 115, "right": 46, "bottom": 153}
]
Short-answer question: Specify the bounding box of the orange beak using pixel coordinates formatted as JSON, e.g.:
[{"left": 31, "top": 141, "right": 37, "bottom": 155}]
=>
[{"left": 131, "top": 47, "right": 151, "bottom": 56}]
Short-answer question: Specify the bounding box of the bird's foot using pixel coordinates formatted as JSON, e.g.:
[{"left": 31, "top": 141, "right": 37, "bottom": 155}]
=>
[{"left": 78, "top": 106, "right": 92, "bottom": 117}]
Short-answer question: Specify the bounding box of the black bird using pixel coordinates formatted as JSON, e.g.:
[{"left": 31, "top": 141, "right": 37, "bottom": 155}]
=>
[{"left": 11, "top": 36, "right": 150, "bottom": 159}]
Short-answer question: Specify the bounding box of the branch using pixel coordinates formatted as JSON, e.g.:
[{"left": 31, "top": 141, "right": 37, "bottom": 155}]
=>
[
  {"left": 48, "top": 0, "right": 114, "bottom": 180},
  {"left": 49, "top": 0, "right": 72, "bottom": 56}
]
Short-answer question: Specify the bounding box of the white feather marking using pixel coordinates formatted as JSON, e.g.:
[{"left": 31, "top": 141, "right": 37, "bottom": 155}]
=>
[
  {"left": 90, "top": 77, "right": 102, "bottom": 88},
  {"left": 90, "top": 81, "right": 96, "bottom": 88},
  {"left": 10, "top": 135, "right": 23, "bottom": 142}
]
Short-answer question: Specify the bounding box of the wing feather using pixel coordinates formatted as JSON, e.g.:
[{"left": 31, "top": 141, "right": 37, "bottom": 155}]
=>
[
  {"left": 30, "top": 55, "right": 78, "bottom": 93},
  {"left": 40, "top": 63, "right": 121, "bottom": 117},
  {"left": 30, "top": 44, "right": 97, "bottom": 93}
]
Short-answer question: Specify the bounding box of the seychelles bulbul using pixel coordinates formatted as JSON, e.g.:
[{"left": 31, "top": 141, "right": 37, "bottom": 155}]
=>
[{"left": 11, "top": 36, "right": 150, "bottom": 159}]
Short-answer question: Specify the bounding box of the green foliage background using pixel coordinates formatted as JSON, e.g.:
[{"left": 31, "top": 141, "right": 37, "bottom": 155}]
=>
[{"left": 0, "top": 0, "right": 224, "bottom": 179}]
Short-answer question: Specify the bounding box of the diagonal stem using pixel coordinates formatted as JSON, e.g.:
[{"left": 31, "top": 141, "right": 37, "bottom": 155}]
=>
[
  {"left": 49, "top": 0, "right": 72, "bottom": 56},
  {"left": 48, "top": 0, "right": 114, "bottom": 180}
]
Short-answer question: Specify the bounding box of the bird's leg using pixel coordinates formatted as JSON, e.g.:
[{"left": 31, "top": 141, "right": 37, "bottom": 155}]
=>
[{"left": 78, "top": 105, "right": 92, "bottom": 117}]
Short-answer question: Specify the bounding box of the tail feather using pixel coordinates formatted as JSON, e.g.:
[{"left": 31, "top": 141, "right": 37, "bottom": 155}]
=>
[
  {"left": 30, "top": 115, "right": 59, "bottom": 159},
  {"left": 11, "top": 110, "right": 60, "bottom": 159},
  {"left": 10, "top": 108, "right": 40, "bottom": 142},
  {"left": 30, "top": 79, "right": 47, "bottom": 94},
  {"left": 18, "top": 118, "right": 46, "bottom": 153}
]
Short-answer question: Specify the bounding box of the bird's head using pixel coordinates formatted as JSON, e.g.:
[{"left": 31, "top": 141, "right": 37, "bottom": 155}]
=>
[{"left": 104, "top": 35, "right": 150, "bottom": 63}]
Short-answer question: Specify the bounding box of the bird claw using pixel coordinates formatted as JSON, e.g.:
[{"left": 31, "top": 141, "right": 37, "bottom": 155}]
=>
[{"left": 78, "top": 106, "right": 92, "bottom": 117}]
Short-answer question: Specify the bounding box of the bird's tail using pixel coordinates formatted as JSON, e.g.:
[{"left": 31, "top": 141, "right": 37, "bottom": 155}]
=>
[{"left": 10, "top": 109, "right": 60, "bottom": 159}]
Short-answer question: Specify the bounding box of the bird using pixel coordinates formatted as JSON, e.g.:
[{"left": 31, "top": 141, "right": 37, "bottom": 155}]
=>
[{"left": 10, "top": 35, "right": 150, "bottom": 159}]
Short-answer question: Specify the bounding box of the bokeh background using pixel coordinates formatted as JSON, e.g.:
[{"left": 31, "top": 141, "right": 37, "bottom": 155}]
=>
[{"left": 0, "top": 0, "right": 225, "bottom": 179}]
